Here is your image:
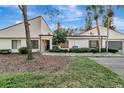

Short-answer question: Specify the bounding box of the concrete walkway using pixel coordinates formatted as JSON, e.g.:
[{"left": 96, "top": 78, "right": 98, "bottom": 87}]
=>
[
  {"left": 89, "top": 57, "right": 124, "bottom": 77},
  {"left": 43, "top": 52, "right": 123, "bottom": 57}
]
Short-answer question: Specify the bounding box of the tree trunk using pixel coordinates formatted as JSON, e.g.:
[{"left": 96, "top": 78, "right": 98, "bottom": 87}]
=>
[
  {"left": 106, "top": 17, "right": 110, "bottom": 52},
  {"left": 21, "top": 5, "right": 33, "bottom": 60},
  {"left": 96, "top": 18, "right": 101, "bottom": 52}
]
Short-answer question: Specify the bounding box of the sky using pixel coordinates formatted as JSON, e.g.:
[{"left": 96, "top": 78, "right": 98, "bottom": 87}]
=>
[{"left": 0, "top": 5, "right": 124, "bottom": 33}]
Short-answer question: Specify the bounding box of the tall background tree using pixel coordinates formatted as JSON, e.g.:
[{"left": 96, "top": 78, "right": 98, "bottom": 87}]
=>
[
  {"left": 39, "top": 6, "right": 60, "bottom": 30},
  {"left": 85, "top": 6, "right": 92, "bottom": 31},
  {"left": 102, "top": 6, "right": 114, "bottom": 52},
  {"left": 18, "top": 5, "right": 33, "bottom": 60},
  {"left": 89, "top": 5, "right": 105, "bottom": 52}
]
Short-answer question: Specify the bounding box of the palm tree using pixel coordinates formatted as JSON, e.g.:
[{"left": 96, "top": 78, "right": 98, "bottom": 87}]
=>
[
  {"left": 89, "top": 5, "right": 104, "bottom": 52},
  {"left": 102, "top": 15, "right": 115, "bottom": 30},
  {"left": 18, "top": 5, "right": 33, "bottom": 60},
  {"left": 105, "top": 6, "right": 114, "bottom": 52},
  {"left": 85, "top": 6, "right": 92, "bottom": 31}
]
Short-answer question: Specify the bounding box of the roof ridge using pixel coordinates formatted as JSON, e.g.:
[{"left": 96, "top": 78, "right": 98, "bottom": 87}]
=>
[
  {"left": 0, "top": 16, "right": 42, "bottom": 31},
  {"left": 81, "top": 26, "right": 124, "bottom": 36}
]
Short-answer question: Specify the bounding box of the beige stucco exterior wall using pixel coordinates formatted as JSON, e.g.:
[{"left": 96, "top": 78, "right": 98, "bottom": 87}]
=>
[
  {"left": 0, "top": 17, "right": 41, "bottom": 38},
  {"left": 68, "top": 39, "right": 89, "bottom": 48},
  {"left": 0, "top": 16, "right": 53, "bottom": 38},
  {"left": 41, "top": 17, "right": 53, "bottom": 35},
  {"left": 66, "top": 26, "right": 124, "bottom": 50},
  {"left": 0, "top": 38, "right": 40, "bottom": 53},
  {"left": 67, "top": 37, "right": 124, "bottom": 50},
  {"left": 67, "top": 37, "right": 100, "bottom": 48},
  {"left": 0, "top": 39, "right": 11, "bottom": 49},
  {"left": 101, "top": 39, "right": 106, "bottom": 48},
  {"left": 81, "top": 26, "right": 124, "bottom": 39},
  {"left": 0, "top": 16, "right": 53, "bottom": 53}
]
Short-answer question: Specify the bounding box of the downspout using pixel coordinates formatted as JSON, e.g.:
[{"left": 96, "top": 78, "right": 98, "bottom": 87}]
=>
[
  {"left": 74, "top": 39, "right": 75, "bottom": 46},
  {"left": 40, "top": 17, "right": 42, "bottom": 53},
  {"left": 101, "top": 36, "right": 102, "bottom": 49},
  {"left": 39, "top": 35, "right": 41, "bottom": 53}
]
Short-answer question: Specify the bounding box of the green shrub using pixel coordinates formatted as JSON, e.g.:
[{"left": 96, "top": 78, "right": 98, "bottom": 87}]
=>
[
  {"left": 90, "top": 48, "right": 99, "bottom": 53},
  {"left": 49, "top": 49, "right": 68, "bottom": 53},
  {"left": 49, "top": 47, "right": 118, "bottom": 53},
  {"left": 69, "top": 48, "right": 78, "bottom": 53},
  {"left": 101, "top": 48, "right": 106, "bottom": 52},
  {"left": 90, "top": 48, "right": 118, "bottom": 53},
  {"left": 58, "top": 49, "right": 68, "bottom": 53},
  {"left": 18, "top": 47, "right": 28, "bottom": 54},
  {"left": 49, "top": 45, "right": 68, "bottom": 53},
  {"left": 52, "top": 45, "right": 59, "bottom": 50},
  {"left": 0, "top": 49, "right": 11, "bottom": 54},
  {"left": 50, "top": 46, "right": 60, "bottom": 52},
  {"left": 90, "top": 48, "right": 106, "bottom": 53},
  {"left": 69, "top": 48, "right": 90, "bottom": 53},
  {"left": 108, "top": 48, "right": 118, "bottom": 53}
]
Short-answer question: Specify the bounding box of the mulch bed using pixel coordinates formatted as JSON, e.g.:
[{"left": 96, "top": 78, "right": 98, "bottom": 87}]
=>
[{"left": 0, "top": 53, "right": 70, "bottom": 74}]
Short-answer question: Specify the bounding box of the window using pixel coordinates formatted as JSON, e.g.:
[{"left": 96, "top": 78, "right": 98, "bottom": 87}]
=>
[
  {"left": 72, "top": 46, "right": 78, "bottom": 48},
  {"left": 31, "top": 40, "right": 38, "bottom": 49},
  {"left": 89, "top": 40, "right": 98, "bottom": 48},
  {"left": 12, "top": 40, "right": 21, "bottom": 49},
  {"left": 60, "top": 41, "right": 69, "bottom": 48}
]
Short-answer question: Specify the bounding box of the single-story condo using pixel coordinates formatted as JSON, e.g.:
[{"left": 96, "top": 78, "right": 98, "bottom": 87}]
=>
[
  {"left": 0, "top": 16, "right": 124, "bottom": 53},
  {"left": 60, "top": 26, "right": 124, "bottom": 52},
  {"left": 0, "top": 16, "right": 53, "bottom": 53}
]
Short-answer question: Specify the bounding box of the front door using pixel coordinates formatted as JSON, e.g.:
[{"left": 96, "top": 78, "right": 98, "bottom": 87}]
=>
[{"left": 44, "top": 40, "right": 50, "bottom": 50}]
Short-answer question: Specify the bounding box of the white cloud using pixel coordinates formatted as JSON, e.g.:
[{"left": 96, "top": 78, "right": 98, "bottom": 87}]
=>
[
  {"left": 92, "top": 19, "right": 102, "bottom": 27},
  {"left": 91, "top": 17, "right": 124, "bottom": 32},
  {"left": 64, "top": 18, "right": 82, "bottom": 21},
  {"left": 15, "top": 20, "right": 22, "bottom": 24},
  {"left": 52, "top": 5, "right": 84, "bottom": 22},
  {"left": 27, "top": 11, "right": 37, "bottom": 17},
  {"left": 113, "top": 17, "right": 124, "bottom": 31},
  {"left": 61, "top": 24, "right": 80, "bottom": 29},
  {"left": 75, "top": 11, "right": 82, "bottom": 17},
  {"left": 49, "top": 23, "right": 56, "bottom": 30},
  {"left": 68, "top": 5, "right": 77, "bottom": 8},
  {"left": 0, "top": 5, "right": 18, "bottom": 8}
]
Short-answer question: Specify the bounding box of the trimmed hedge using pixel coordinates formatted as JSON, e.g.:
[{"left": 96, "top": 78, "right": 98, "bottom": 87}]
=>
[
  {"left": 0, "top": 49, "right": 11, "bottom": 54},
  {"left": 69, "top": 48, "right": 90, "bottom": 53},
  {"left": 108, "top": 48, "right": 118, "bottom": 53},
  {"left": 90, "top": 48, "right": 106, "bottom": 53},
  {"left": 18, "top": 47, "right": 28, "bottom": 54},
  {"left": 49, "top": 49, "right": 68, "bottom": 53},
  {"left": 90, "top": 48, "right": 99, "bottom": 53},
  {"left": 49, "top": 46, "right": 68, "bottom": 53},
  {"left": 90, "top": 48, "right": 118, "bottom": 53},
  {"left": 49, "top": 47, "right": 118, "bottom": 53}
]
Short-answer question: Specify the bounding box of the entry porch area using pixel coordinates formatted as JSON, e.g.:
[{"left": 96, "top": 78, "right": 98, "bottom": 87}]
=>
[{"left": 39, "top": 35, "right": 53, "bottom": 53}]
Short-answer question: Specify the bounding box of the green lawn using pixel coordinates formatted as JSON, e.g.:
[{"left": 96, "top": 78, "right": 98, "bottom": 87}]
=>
[{"left": 0, "top": 57, "right": 124, "bottom": 88}]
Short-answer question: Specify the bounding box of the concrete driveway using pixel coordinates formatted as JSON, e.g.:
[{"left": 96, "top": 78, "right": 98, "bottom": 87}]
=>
[{"left": 89, "top": 57, "right": 124, "bottom": 77}]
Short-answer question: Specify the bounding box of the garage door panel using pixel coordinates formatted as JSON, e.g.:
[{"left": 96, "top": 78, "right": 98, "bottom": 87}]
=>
[{"left": 108, "top": 41, "right": 122, "bottom": 50}]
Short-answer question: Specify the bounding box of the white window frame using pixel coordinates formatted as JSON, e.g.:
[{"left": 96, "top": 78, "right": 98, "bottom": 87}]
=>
[
  {"left": 12, "top": 40, "right": 21, "bottom": 49},
  {"left": 31, "top": 40, "right": 39, "bottom": 49}
]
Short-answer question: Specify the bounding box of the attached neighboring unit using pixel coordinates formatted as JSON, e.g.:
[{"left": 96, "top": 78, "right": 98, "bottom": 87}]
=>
[
  {"left": 0, "top": 16, "right": 53, "bottom": 53},
  {"left": 61, "top": 26, "right": 124, "bottom": 51}
]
